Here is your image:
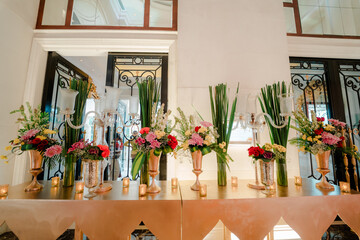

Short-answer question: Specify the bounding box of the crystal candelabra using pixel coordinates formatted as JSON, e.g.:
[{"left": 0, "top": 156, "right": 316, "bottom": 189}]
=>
[
  {"left": 59, "top": 86, "right": 139, "bottom": 193},
  {"left": 233, "top": 92, "right": 293, "bottom": 190}
]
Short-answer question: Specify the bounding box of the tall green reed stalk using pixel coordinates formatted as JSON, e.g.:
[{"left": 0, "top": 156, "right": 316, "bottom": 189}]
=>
[
  {"left": 259, "top": 81, "right": 291, "bottom": 187},
  {"left": 209, "top": 83, "right": 239, "bottom": 186},
  {"left": 63, "top": 79, "right": 92, "bottom": 187},
  {"left": 137, "top": 78, "right": 160, "bottom": 185}
]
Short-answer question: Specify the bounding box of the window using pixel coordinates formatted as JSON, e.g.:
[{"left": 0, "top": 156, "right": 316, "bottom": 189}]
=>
[
  {"left": 37, "top": 0, "right": 177, "bottom": 31},
  {"left": 283, "top": 0, "right": 360, "bottom": 38}
]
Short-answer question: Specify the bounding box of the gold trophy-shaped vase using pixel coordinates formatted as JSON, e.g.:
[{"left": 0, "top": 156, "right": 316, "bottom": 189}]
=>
[
  {"left": 315, "top": 150, "right": 334, "bottom": 190},
  {"left": 148, "top": 150, "right": 162, "bottom": 193},
  {"left": 191, "top": 150, "right": 203, "bottom": 191},
  {"left": 25, "top": 150, "right": 44, "bottom": 192}
]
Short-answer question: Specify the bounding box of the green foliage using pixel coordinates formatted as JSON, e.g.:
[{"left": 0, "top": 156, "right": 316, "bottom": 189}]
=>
[
  {"left": 64, "top": 79, "right": 92, "bottom": 161},
  {"left": 259, "top": 81, "right": 291, "bottom": 147},
  {"left": 137, "top": 78, "right": 160, "bottom": 128}
]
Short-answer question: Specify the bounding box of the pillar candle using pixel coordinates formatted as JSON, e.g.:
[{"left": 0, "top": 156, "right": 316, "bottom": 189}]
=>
[
  {"left": 231, "top": 176, "right": 238, "bottom": 187},
  {"left": 123, "top": 177, "right": 130, "bottom": 188},
  {"left": 51, "top": 177, "right": 60, "bottom": 187},
  {"left": 171, "top": 178, "right": 178, "bottom": 188},
  {"left": 294, "top": 176, "right": 302, "bottom": 186},
  {"left": 340, "top": 181, "right": 350, "bottom": 193},
  {"left": 199, "top": 184, "right": 207, "bottom": 197},
  {"left": 139, "top": 184, "right": 147, "bottom": 196},
  {"left": 0, "top": 184, "right": 9, "bottom": 197},
  {"left": 75, "top": 181, "right": 84, "bottom": 194}
]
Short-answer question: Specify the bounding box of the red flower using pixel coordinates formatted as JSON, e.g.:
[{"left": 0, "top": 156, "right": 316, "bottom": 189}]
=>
[
  {"left": 248, "top": 146, "right": 264, "bottom": 157},
  {"left": 140, "top": 127, "right": 150, "bottom": 134},
  {"left": 37, "top": 140, "right": 49, "bottom": 151},
  {"left": 98, "top": 145, "right": 110, "bottom": 158},
  {"left": 337, "top": 136, "right": 345, "bottom": 148},
  {"left": 167, "top": 135, "right": 178, "bottom": 150},
  {"left": 195, "top": 126, "right": 201, "bottom": 132},
  {"left": 316, "top": 117, "right": 325, "bottom": 122},
  {"left": 31, "top": 138, "right": 41, "bottom": 145},
  {"left": 314, "top": 128, "right": 323, "bottom": 135}
]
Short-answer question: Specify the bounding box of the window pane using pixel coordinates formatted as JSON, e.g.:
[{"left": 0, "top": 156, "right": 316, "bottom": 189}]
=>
[
  {"left": 299, "top": 0, "right": 320, "bottom": 6},
  {"left": 299, "top": 5, "right": 324, "bottom": 34},
  {"left": 319, "top": 0, "right": 340, "bottom": 7},
  {"left": 150, "top": 0, "right": 173, "bottom": 28},
  {"left": 42, "top": 0, "right": 68, "bottom": 25},
  {"left": 341, "top": 8, "right": 360, "bottom": 36},
  {"left": 284, "top": 0, "right": 293, "bottom": 3},
  {"left": 320, "top": 7, "right": 344, "bottom": 35},
  {"left": 71, "top": 0, "right": 144, "bottom": 27},
  {"left": 283, "top": 7, "right": 297, "bottom": 33}
]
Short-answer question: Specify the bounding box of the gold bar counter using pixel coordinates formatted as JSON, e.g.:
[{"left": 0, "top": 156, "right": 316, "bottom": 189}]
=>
[
  {"left": 0, "top": 181, "right": 181, "bottom": 240},
  {"left": 0, "top": 178, "right": 360, "bottom": 240}
]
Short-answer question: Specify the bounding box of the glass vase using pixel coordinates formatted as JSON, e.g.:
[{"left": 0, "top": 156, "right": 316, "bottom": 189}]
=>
[
  {"left": 83, "top": 159, "right": 99, "bottom": 198},
  {"left": 63, "top": 155, "right": 76, "bottom": 187},
  {"left": 140, "top": 158, "right": 150, "bottom": 186},
  {"left": 260, "top": 159, "right": 275, "bottom": 195},
  {"left": 147, "top": 150, "right": 162, "bottom": 193},
  {"left": 276, "top": 153, "right": 288, "bottom": 187},
  {"left": 190, "top": 150, "right": 203, "bottom": 191},
  {"left": 217, "top": 159, "right": 227, "bottom": 186}
]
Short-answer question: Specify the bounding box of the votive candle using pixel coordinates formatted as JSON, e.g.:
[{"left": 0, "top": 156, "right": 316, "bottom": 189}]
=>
[
  {"left": 123, "top": 177, "right": 130, "bottom": 188},
  {"left": 51, "top": 177, "right": 60, "bottom": 187},
  {"left": 231, "top": 176, "right": 238, "bottom": 187},
  {"left": 0, "top": 184, "right": 9, "bottom": 197},
  {"left": 199, "top": 184, "right": 207, "bottom": 197},
  {"left": 340, "top": 181, "right": 351, "bottom": 193},
  {"left": 294, "top": 176, "right": 302, "bottom": 186},
  {"left": 75, "top": 181, "right": 84, "bottom": 194},
  {"left": 171, "top": 178, "right": 178, "bottom": 188},
  {"left": 139, "top": 184, "right": 147, "bottom": 196}
]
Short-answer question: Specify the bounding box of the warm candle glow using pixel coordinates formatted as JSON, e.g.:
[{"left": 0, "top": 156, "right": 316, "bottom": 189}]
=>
[
  {"left": 0, "top": 184, "right": 9, "bottom": 197},
  {"left": 231, "top": 176, "right": 238, "bottom": 187},
  {"left": 51, "top": 177, "right": 60, "bottom": 187},
  {"left": 171, "top": 178, "right": 178, "bottom": 188},
  {"left": 123, "top": 177, "right": 130, "bottom": 188},
  {"left": 199, "top": 184, "right": 207, "bottom": 197},
  {"left": 75, "top": 181, "right": 84, "bottom": 194},
  {"left": 294, "top": 176, "right": 302, "bottom": 186},
  {"left": 139, "top": 184, "right": 147, "bottom": 196},
  {"left": 340, "top": 181, "right": 350, "bottom": 193}
]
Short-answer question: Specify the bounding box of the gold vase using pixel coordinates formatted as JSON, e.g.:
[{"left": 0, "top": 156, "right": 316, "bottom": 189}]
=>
[
  {"left": 25, "top": 150, "right": 44, "bottom": 192},
  {"left": 147, "top": 150, "right": 162, "bottom": 193},
  {"left": 191, "top": 150, "right": 203, "bottom": 191},
  {"left": 260, "top": 159, "right": 275, "bottom": 196},
  {"left": 315, "top": 150, "right": 334, "bottom": 190},
  {"left": 83, "top": 159, "right": 99, "bottom": 198}
]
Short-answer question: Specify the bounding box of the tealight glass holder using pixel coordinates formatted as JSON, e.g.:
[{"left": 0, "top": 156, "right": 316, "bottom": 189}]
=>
[
  {"left": 294, "top": 176, "right": 302, "bottom": 186},
  {"left": 171, "top": 178, "right": 178, "bottom": 188},
  {"left": 75, "top": 181, "right": 84, "bottom": 194},
  {"left": 199, "top": 184, "right": 207, "bottom": 197},
  {"left": 123, "top": 177, "right": 130, "bottom": 188},
  {"left": 139, "top": 184, "right": 147, "bottom": 197},
  {"left": 51, "top": 177, "right": 60, "bottom": 187},
  {"left": 0, "top": 184, "right": 9, "bottom": 197},
  {"left": 340, "top": 181, "right": 351, "bottom": 193},
  {"left": 231, "top": 176, "right": 238, "bottom": 187}
]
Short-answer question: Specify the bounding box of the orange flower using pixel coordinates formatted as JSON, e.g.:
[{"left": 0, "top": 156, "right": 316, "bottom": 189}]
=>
[{"left": 98, "top": 145, "right": 110, "bottom": 158}]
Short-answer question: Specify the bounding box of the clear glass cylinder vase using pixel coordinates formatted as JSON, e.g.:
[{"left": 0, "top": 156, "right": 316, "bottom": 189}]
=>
[
  {"left": 140, "top": 158, "right": 150, "bottom": 186},
  {"left": 276, "top": 155, "right": 288, "bottom": 187},
  {"left": 63, "top": 155, "right": 76, "bottom": 187},
  {"left": 217, "top": 159, "right": 227, "bottom": 186}
]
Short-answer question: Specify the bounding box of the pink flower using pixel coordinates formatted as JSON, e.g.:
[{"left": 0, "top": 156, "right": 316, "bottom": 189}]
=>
[
  {"left": 321, "top": 132, "right": 341, "bottom": 145},
  {"left": 200, "top": 121, "right": 213, "bottom": 128},
  {"left": 71, "top": 141, "right": 85, "bottom": 150},
  {"left": 21, "top": 129, "right": 40, "bottom": 141},
  {"left": 150, "top": 140, "right": 161, "bottom": 149},
  {"left": 44, "top": 145, "right": 62, "bottom": 158},
  {"left": 329, "top": 119, "right": 346, "bottom": 128},
  {"left": 188, "top": 133, "right": 204, "bottom": 146},
  {"left": 145, "top": 132, "right": 157, "bottom": 142},
  {"left": 135, "top": 137, "right": 146, "bottom": 145}
]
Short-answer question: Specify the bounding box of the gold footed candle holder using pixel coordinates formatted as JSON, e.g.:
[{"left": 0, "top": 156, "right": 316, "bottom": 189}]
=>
[
  {"left": 315, "top": 150, "right": 334, "bottom": 191},
  {"left": 25, "top": 150, "right": 44, "bottom": 192},
  {"left": 95, "top": 160, "right": 112, "bottom": 193},
  {"left": 191, "top": 150, "right": 203, "bottom": 191},
  {"left": 147, "top": 150, "right": 161, "bottom": 193}
]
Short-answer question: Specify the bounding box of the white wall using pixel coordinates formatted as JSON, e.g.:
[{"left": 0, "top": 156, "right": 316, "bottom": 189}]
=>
[
  {"left": 0, "top": 0, "right": 39, "bottom": 185},
  {"left": 170, "top": 0, "right": 300, "bottom": 180}
]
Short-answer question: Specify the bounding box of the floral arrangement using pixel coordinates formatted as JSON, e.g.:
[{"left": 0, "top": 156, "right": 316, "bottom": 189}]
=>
[
  {"left": 248, "top": 143, "right": 286, "bottom": 162},
  {"left": 289, "top": 111, "right": 342, "bottom": 155},
  {"left": 174, "top": 108, "right": 232, "bottom": 163},
  {"left": 131, "top": 104, "right": 178, "bottom": 179},
  {"left": 67, "top": 139, "right": 110, "bottom": 160},
  {"left": 1, "top": 103, "right": 62, "bottom": 163}
]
